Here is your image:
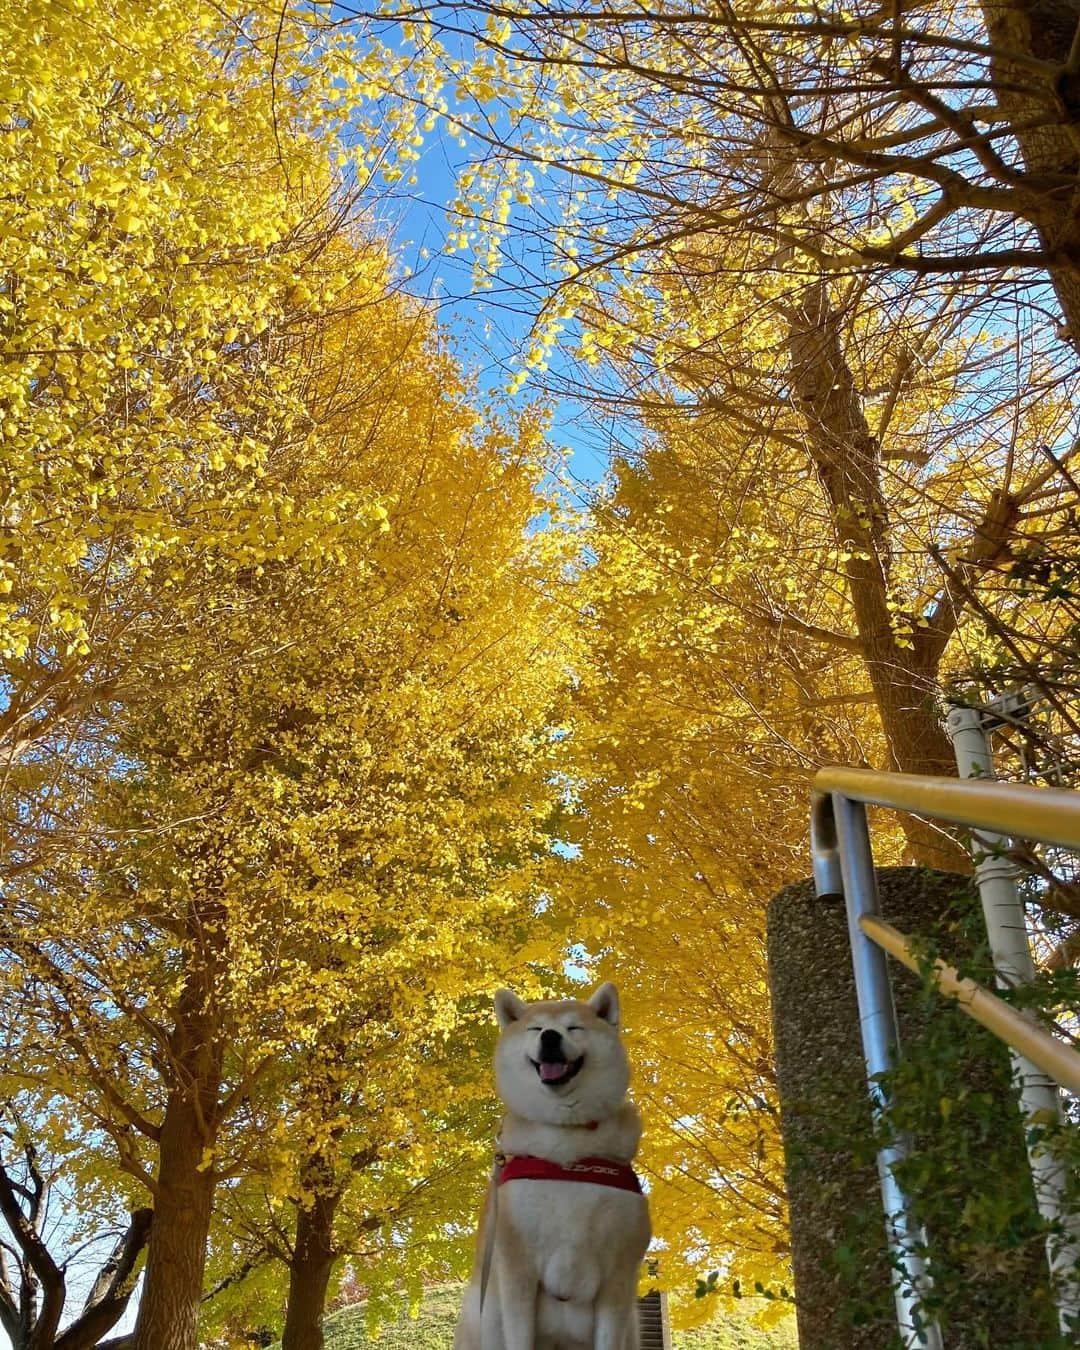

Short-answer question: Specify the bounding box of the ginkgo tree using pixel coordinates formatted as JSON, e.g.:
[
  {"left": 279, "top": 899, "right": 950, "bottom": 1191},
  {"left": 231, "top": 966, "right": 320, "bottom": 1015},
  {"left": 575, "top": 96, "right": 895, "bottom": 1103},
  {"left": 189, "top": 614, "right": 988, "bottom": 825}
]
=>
[
  {"left": 0, "top": 1, "right": 383, "bottom": 1342},
  {"left": 557, "top": 432, "right": 876, "bottom": 1322},
  {"left": 369, "top": 1, "right": 1080, "bottom": 334},
  {"left": 360, "top": 0, "right": 1078, "bottom": 867},
  {"left": 554, "top": 300, "right": 1077, "bottom": 1318},
  {"left": 2, "top": 3, "right": 577, "bottom": 1349},
  {"left": 3, "top": 260, "right": 574, "bottom": 1350},
  {"left": 0, "top": 0, "right": 411, "bottom": 886}
]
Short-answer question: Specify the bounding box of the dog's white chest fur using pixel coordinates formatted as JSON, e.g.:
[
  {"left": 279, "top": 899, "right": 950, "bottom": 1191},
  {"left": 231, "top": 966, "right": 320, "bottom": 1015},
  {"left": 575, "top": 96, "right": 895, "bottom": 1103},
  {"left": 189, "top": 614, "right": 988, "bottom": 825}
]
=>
[
  {"left": 502, "top": 1176, "right": 650, "bottom": 1303},
  {"left": 455, "top": 984, "right": 652, "bottom": 1350}
]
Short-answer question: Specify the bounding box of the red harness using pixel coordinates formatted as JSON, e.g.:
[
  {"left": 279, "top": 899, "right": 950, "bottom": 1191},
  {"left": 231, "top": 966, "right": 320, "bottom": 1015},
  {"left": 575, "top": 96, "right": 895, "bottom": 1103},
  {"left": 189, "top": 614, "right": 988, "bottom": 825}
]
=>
[{"left": 497, "top": 1154, "right": 643, "bottom": 1194}]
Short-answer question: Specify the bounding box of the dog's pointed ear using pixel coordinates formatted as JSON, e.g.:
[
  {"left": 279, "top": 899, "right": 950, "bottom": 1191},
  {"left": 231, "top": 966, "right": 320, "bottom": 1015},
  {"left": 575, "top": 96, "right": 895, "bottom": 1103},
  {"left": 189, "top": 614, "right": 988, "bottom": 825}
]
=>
[
  {"left": 494, "top": 989, "right": 528, "bottom": 1028},
  {"left": 587, "top": 982, "right": 620, "bottom": 1027}
]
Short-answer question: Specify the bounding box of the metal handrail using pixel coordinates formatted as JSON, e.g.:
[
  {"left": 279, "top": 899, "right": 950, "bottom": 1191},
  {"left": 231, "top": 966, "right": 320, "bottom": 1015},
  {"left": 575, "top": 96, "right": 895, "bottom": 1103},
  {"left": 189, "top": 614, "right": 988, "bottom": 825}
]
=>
[
  {"left": 811, "top": 768, "right": 1080, "bottom": 1092},
  {"left": 808, "top": 765, "right": 1080, "bottom": 1348},
  {"left": 815, "top": 764, "right": 1080, "bottom": 850},
  {"left": 860, "top": 915, "right": 1080, "bottom": 1097}
]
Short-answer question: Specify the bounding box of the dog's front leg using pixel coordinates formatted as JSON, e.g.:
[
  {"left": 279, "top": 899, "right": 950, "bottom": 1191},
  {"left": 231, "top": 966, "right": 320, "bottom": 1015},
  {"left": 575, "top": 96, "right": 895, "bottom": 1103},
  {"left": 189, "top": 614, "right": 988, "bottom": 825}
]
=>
[
  {"left": 478, "top": 1279, "right": 506, "bottom": 1350},
  {"left": 493, "top": 1266, "right": 537, "bottom": 1350},
  {"left": 483, "top": 1222, "right": 536, "bottom": 1350},
  {"left": 592, "top": 1279, "right": 637, "bottom": 1350}
]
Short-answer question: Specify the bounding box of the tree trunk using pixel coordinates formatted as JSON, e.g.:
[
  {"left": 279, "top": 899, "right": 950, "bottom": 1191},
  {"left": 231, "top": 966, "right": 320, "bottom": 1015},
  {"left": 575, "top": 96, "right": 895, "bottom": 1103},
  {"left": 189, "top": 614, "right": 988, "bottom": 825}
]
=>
[
  {"left": 131, "top": 1095, "right": 216, "bottom": 1350},
  {"left": 132, "top": 967, "right": 222, "bottom": 1350},
  {"left": 0, "top": 1150, "right": 65, "bottom": 1350},
  {"left": 786, "top": 283, "right": 973, "bottom": 869},
  {"left": 281, "top": 1185, "right": 341, "bottom": 1350},
  {"left": 54, "top": 1208, "right": 152, "bottom": 1350},
  {"left": 981, "top": 0, "right": 1080, "bottom": 338},
  {"left": 859, "top": 647, "right": 970, "bottom": 869}
]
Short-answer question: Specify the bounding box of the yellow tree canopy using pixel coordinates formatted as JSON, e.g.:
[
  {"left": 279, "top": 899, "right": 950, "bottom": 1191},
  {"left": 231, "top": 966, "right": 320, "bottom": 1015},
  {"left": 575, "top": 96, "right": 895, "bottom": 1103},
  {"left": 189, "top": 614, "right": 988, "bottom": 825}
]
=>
[
  {"left": 563, "top": 444, "right": 844, "bottom": 1323},
  {"left": 0, "top": 3, "right": 578, "bottom": 1342},
  {"left": 3, "top": 255, "right": 577, "bottom": 1336},
  {"left": 0, "top": 0, "right": 401, "bottom": 876}
]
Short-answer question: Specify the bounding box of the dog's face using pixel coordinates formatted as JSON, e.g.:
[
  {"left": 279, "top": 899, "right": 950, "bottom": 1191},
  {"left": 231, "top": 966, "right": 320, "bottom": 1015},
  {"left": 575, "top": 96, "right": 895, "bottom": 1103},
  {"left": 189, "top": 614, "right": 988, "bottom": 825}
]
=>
[{"left": 492, "top": 983, "right": 631, "bottom": 1124}]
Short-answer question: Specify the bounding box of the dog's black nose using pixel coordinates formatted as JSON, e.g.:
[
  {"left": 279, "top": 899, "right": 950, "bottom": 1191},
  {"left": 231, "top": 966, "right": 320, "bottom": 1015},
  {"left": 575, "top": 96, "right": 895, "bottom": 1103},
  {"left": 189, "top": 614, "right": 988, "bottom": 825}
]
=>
[{"left": 538, "top": 1028, "right": 565, "bottom": 1061}]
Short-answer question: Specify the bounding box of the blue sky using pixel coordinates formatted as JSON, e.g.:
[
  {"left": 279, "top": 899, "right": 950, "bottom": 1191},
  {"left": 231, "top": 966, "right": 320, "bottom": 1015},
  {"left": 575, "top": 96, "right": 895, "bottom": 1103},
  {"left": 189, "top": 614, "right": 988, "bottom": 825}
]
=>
[{"left": 367, "top": 80, "right": 615, "bottom": 492}]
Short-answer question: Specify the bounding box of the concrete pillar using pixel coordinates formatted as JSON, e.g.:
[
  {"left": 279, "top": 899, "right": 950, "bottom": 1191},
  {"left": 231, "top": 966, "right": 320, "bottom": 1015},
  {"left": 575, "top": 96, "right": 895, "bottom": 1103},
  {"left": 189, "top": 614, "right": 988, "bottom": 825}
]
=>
[{"left": 767, "top": 866, "right": 1059, "bottom": 1348}]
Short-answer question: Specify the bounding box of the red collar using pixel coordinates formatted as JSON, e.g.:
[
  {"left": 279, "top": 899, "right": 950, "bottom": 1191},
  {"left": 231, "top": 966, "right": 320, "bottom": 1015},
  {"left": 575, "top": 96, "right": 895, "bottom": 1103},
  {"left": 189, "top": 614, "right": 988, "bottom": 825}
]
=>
[{"left": 498, "top": 1155, "right": 643, "bottom": 1194}]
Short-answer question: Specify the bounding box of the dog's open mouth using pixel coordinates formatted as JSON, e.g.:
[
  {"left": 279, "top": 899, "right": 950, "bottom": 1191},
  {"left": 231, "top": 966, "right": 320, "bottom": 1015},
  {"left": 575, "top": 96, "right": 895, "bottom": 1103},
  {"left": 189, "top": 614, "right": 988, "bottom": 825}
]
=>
[{"left": 531, "top": 1055, "right": 584, "bottom": 1088}]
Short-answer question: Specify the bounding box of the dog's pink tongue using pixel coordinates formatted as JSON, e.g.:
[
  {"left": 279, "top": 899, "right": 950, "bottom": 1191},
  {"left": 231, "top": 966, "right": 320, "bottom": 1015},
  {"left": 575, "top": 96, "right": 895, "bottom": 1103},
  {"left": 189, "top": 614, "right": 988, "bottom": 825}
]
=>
[{"left": 539, "top": 1061, "right": 568, "bottom": 1082}]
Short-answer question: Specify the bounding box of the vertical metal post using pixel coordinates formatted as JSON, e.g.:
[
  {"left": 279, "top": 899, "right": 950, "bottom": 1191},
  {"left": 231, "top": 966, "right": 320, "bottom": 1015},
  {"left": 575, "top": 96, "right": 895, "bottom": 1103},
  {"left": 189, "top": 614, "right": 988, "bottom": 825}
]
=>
[
  {"left": 810, "top": 788, "right": 843, "bottom": 899},
  {"left": 832, "top": 793, "right": 944, "bottom": 1350},
  {"left": 946, "top": 704, "right": 1080, "bottom": 1333}
]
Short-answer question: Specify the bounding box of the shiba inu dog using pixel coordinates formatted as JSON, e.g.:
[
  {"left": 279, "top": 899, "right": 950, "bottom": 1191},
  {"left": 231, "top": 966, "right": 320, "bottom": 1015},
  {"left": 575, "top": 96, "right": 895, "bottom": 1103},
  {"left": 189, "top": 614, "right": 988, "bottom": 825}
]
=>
[{"left": 455, "top": 983, "right": 651, "bottom": 1350}]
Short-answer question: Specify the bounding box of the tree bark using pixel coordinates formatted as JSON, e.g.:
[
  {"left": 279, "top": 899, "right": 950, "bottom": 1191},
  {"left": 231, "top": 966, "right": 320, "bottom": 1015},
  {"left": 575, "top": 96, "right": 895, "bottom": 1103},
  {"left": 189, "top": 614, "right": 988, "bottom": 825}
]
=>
[
  {"left": 54, "top": 1209, "right": 152, "bottom": 1350},
  {"left": 0, "top": 1158, "right": 150, "bottom": 1350},
  {"left": 787, "top": 282, "right": 973, "bottom": 870},
  {"left": 132, "top": 966, "right": 223, "bottom": 1350},
  {"left": 280, "top": 1182, "right": 341, "bottom": 1350},
  {"left": 0, "top": 1151, "right": 65, "bottom": 1350},
  {"left": 981, "top": 0, "right": 1080, "bottom": 337}
]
